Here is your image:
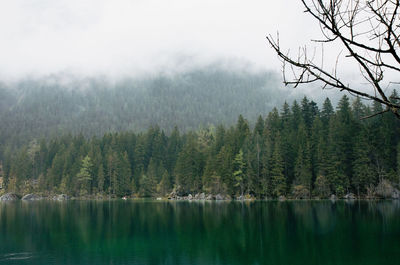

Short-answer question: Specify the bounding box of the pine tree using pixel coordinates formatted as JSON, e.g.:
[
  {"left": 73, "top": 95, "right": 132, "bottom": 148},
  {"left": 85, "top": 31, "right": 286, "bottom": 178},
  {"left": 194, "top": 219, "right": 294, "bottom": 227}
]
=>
[
  {"left": 293, "top": 144, "right": 312, "bottom": 198},
  {"left": 117, "top": 152, "right": 132, "bottom": 196},
  {"left": 321, "top": 97, "right": 334, "bottom": 128},
  {"left": 216, "top": 146, "right": 234, "bottom": 195},
  {"left": 76, "top": 155, "right": 93, "bottom": 196},
  {"left": 174, "top": 135, "right": 203, "bottom": 195},
  {"left": 270, "top": 135, "right": 286, "bottom": 197},
  {"left": 97, "top": 163, "right": 105, "bottom": 193},
  {"left": 139, "top": 174, "right": 157, "bottom": 197},
  {"left": 233, "top": 149, "right": 246, "bottom": 196},
  {"left": 158, "top": 170, "right": 171, "bottom": 196},
  {"left": 254, "top": 115, "right": 265, "bottom": 136},
  {"left": 352, "top": 132, "right": 374, "bottom": 196}
]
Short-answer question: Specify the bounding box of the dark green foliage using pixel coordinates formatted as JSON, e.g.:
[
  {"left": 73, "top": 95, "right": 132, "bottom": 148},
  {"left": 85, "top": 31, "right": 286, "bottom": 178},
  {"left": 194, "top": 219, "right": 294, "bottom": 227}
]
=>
[
  {"left": 0, "top": 69, "right": 288, "bottom": 152},
  {"left": 174, "top": 135, "right": 204, "bottom": 195},
  {"left": 233, "top": 149, "right": 246, "bottom": 196},
  {"left": 76, "top": 155, "right": 93, "bottom": 195},
  {"left": 270, "top": 135, "right": 286, "bottom": 197},
  {"left": 2, "top": 96, "right": 399, "bottom": 198}
]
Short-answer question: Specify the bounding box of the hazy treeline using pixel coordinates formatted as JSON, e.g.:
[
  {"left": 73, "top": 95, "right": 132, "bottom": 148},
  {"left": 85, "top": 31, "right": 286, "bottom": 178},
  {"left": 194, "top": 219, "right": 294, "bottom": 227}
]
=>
[
  {"left": 0, "top": 68, "right": 292, "bottom": 152},
  {"left": 1, "top": 94, "right": 399, "bottom": 198}
]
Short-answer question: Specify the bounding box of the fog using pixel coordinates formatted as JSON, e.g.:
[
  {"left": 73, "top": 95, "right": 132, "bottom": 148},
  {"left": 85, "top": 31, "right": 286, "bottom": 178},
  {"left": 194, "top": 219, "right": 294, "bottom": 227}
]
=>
[{"left": 0, "top": 0, "right": 320, "bottom": 79}]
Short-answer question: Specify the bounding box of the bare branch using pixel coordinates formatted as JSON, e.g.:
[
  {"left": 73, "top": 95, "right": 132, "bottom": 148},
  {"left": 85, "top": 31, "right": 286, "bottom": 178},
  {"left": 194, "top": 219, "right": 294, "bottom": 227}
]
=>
[{"left": 267, "top": 0, "right": 400, "bottom": 119}]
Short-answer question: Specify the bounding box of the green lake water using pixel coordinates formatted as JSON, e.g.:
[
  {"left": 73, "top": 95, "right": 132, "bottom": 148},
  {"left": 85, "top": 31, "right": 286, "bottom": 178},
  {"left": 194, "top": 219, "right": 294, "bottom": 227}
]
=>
[{"left": 0, "top": 200, "right": 399, "bottom": 265}]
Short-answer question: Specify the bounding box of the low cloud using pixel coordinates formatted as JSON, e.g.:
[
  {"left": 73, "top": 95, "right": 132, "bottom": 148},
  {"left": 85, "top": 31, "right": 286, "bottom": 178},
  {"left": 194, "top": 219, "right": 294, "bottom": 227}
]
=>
[{"left": 0, "top": 0, "right": 319, "bottom": 79}]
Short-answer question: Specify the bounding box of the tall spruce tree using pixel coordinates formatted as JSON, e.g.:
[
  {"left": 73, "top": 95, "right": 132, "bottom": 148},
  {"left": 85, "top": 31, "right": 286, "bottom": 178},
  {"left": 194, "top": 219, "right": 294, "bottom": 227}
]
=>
[{"left": 270, "top": 134, "right": 286, "bottom": 197}]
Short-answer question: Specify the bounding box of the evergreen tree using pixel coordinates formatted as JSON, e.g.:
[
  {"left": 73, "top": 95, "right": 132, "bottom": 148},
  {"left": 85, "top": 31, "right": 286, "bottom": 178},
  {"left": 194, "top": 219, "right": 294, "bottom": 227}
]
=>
[
  {"left": 270, "top": 135, "right": 286, "bottom": 197},
  {"left": 352, "top": 132, "right": 374, "bottom": 196},
  {"left": 139, "top": 174, "right": 157, "bottom": 197},
  {"left": 76, "top": 155, "right": 93, "bottom": 196},
  {"left": 158, "top": 170, "right": 171, "bottom": 196},
  {"left": 174, "top": 135, "right": 203, "bottom": 195},
  {"left": 321, "top": 97, "right": 334, "bottom": 128},
  {"left": 233, "top": 149, "right": 246, "bottom": 196},
  {"left": 97, "top": 163, "right": 105, "bottom": 193}
]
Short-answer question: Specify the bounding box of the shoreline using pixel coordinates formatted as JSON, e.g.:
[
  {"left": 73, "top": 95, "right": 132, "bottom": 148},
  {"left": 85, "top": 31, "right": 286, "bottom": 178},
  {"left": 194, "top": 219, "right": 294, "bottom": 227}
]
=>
[{"left": 0, "top": 192, "right": 399, "bottom": 202}]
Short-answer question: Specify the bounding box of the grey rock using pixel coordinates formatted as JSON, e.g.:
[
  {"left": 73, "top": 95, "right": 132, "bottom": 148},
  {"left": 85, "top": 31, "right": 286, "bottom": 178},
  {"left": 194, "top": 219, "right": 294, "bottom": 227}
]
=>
[
  {"left": 205, "top": 194, "right": 213, "bottom": 200},
  {"left": 278, "top": 195, "right": 286, "bottom": 201},
  {"left": 198, "top": 193, "right": 205, "bottom": 200},
  {"left": 330, "top": 194, "right": 337, "bottom": 201},
  {"left": 392, "top": 189, "right": 400, "bottom": 199},
  {"left": 187, "top": 194, "right": 193, "bottom": 200},
  {"left": 53, "top": 194, "right": 69, "bottom": 201},
  {"left": 0, "top": 193, "right": 19, "bottom": 201},
  {"left": 21, "top": 194, "right": 42, "bottom": 201},
  {"left": 215, "top": 194, "right": 224, "bottom": 200},
  {"left": 344, "top": 193, "right": 356, "bottom": 200}
]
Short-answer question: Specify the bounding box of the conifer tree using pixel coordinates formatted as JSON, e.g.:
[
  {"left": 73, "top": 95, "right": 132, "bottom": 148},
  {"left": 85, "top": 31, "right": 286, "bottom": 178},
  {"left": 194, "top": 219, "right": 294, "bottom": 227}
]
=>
[
  {"left": 270, "top": 135, "right": 286, "bottom": 197},
  {"left": 158, "top": 170, "right": 171, "bottom": 196},
  {"left": 174, "top": 136, "right": 203, "bottom": 195},
  {"left": 352, "top": 132, "right": 374, "bottom": 196},
  {"left": 139, "top": 174, "right": 157, "bottom": 197},
  {"left": 76, "top": 155, "right": 93, "bottom": 195},
  {"left": 321, "top": 98, "right": 334, "bottom": 128},
  {"left": 233, "top": 149, "right": 245, "bottom": 196},
  {"left": 97, "top": 163, "right": 105, "bottom": 193}
]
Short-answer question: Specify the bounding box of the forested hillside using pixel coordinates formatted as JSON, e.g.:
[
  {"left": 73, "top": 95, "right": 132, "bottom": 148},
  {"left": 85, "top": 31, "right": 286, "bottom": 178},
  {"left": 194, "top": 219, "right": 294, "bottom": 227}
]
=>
[
  {"left": 0, "top": 68, "right": 289, "bottom": 150},
  {"left": 2, "top": 94, "right": 399, "bottom": 199}
]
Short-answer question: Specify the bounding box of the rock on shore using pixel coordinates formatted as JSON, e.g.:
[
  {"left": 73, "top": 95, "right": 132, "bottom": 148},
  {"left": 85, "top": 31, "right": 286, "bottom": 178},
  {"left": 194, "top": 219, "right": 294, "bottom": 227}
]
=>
[
  {"left": 52, "top": 194, "right": 70, "bottom": 201},
  {"left": 22, "top": 194, "right": 43, "bottom": 201},
  {"left": 0, "top": 193, "right": 20, "bottom": 201},
  {"left": 168, "top": 192, "right": 231, "bottom": 201}
]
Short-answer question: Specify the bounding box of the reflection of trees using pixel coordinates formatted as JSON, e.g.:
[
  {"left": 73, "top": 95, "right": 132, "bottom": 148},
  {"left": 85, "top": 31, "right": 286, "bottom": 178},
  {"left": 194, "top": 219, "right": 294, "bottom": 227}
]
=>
[{"left": 0, "top": 201, "right": 399, "bottom": 264}]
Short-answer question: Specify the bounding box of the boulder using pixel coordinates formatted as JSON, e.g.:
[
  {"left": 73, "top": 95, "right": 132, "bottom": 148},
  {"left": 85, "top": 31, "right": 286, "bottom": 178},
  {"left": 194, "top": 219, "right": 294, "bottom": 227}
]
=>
[
  {"left": 215, "top": 194, "right": 224, "bottom": 200},
  {"left": 237, "top": 195, "right": 244, "bottom": 201},
  {"left": 344, "top": 193, "right": 356, "bottom": 200},
  {"left": 0, "top": 193, "right": 19, "bottom": 201},
  {"left": 21, "top": 194, "right": 42, "bottom": 201},
  {"left": 392, "top": 189, "right": 400, "bottom": 199},
  {"left": 278, "top": 195, "right": 286, "bottom": 201},
  {"left": 187, "top": 194, "right": 193, "bottom": 200},
  {"left": 52, "top": 194, "right": 69, "bottom": 201},
  {"left": 205, "top": 194, "right": 213, "bottom": 200},
  {"left": 330, "top": 194, "right": 337, "bottom": 201},
  {"left": 198, "top": 193, "right": 205, "bottom": 200}
]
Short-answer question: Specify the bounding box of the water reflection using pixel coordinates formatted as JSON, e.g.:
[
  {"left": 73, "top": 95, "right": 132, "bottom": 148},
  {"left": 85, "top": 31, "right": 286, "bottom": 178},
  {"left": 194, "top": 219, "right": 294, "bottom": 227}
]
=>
[{"left": 0, "top": 200, "right": 399, "bottom": 265}]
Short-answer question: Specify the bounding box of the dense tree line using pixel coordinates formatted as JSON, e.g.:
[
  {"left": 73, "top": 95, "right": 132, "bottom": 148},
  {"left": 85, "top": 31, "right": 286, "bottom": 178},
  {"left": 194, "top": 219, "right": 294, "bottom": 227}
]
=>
[
  {"left": 0, "top": 68, "right": 293, "bottom": 153},
  {"left": 1, "top": 94, "right": 399, "bottom": 199}
]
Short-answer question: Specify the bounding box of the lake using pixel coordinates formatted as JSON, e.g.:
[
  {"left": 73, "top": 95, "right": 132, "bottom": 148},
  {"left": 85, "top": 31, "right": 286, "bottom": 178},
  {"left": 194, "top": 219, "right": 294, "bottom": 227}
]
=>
[{"left": 0, "top": 200, "right": 399, "bottom": 265}]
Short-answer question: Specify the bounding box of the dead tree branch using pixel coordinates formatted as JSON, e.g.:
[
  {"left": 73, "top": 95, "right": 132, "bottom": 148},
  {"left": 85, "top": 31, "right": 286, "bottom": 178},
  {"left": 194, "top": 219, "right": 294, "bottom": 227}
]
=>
[{"left": 267, "top": 0, "right": 400, "bottom": 119}]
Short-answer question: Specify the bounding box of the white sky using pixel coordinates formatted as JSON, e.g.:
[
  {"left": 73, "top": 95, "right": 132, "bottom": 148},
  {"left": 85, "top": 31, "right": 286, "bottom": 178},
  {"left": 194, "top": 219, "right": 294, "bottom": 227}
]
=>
[{"left": 0, "top": 0, "right": 322, "bottom": 79}]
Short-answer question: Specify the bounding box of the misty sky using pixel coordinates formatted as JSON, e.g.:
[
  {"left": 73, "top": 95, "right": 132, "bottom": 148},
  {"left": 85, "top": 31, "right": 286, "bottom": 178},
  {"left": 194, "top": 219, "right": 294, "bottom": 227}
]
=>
[{"left": 0, "top": 0, "right": 322, "bottom": 79}]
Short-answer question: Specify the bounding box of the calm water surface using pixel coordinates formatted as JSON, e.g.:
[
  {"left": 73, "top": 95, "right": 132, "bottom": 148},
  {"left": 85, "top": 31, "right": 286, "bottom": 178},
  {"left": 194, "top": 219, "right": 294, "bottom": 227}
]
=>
[{"left": 0, "top": 200, "right": 399, "bottom": 265}]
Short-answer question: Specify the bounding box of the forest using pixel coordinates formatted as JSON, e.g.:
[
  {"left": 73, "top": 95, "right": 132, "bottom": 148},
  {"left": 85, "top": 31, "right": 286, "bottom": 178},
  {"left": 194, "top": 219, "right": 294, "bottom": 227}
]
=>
[
  {"left": 0, "top": 68, "right": 295, "bottom": 151},
  {"left": 1, "top": 93, "right": 399, "bottom": 199}
]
